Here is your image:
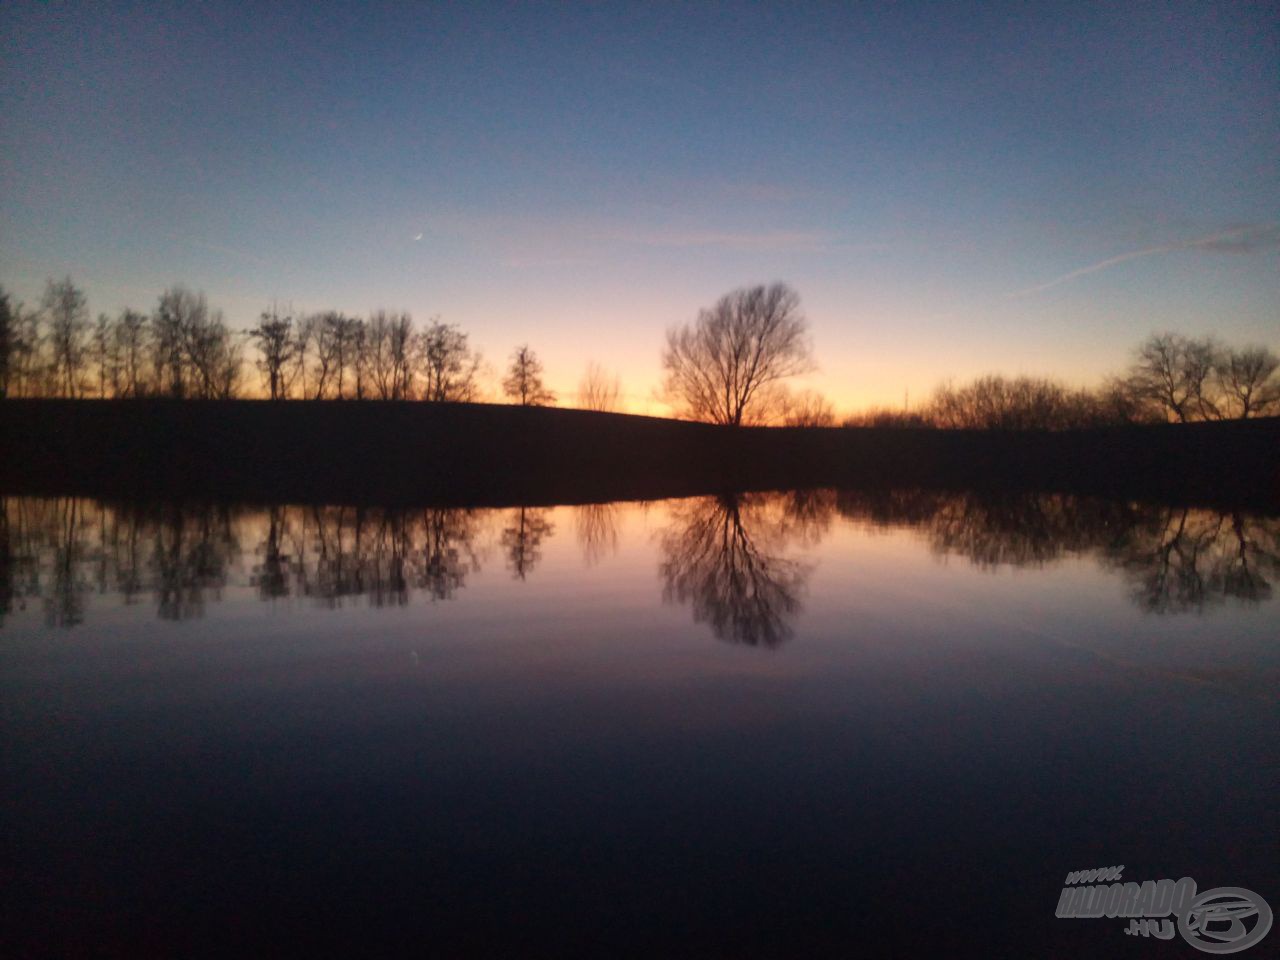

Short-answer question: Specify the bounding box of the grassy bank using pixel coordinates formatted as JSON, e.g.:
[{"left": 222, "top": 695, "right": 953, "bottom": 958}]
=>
[{"left": 2, "top": 399, "right": 1277, "bottom": 508}]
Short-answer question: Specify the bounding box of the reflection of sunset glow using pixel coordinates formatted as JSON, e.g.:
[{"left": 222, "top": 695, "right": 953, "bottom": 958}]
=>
[{"left": 5, "top": 493, "right": 1275, "bottom": 633}]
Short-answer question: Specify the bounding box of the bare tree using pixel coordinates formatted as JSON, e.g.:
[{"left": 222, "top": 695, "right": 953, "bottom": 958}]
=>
[
  {"left": 778, "top": 388, "right": 835, "bottom": 427},
  {"left": 249, "top": 306, "right": 298, "bottom": 400},
  {"left": 319, "top": 312, "right": 360, "bottom": 399},
  {"left": 577, "top": 362, "right": 621, "bottom": 412},
  {"left": 1214, "top": 346, "right": 1280, "bottom": 419},
  {"left": 388, "top": 313, "right": 415, "bottom": 399},
  {"left": 182, "top": 305, "right": 242, "bottom": 399},
  {"left": 113, "top": 309, "right": 150, "bottom": 397},
  {"left": 89, "top": 313, "right": 117, "bottom": 397},
  {"left": 502, "top": 344, "right": 554, "bottom": 406},
  {"left": 363, "top": 311, "right": 394, "bottom": 399},
  {"left": 419, "top": 320, "right": 482, "bottom": 402},
  {"left": 1120, "top": 333, "right": 1221, "bottom": 422},
  {"left": 0, "top": 287, "right": 12, "bottom": 399},
  {"left": 152, "top": 286, "right": 205, "bottom": 398},
  {"left": 661, "top": 282, "right": 813, "bottom": 425},
  {"left": 42, "top": 277, "right": 90, "bottom": 397},
  {"left": 929, "top": 375, "right": 1097, "bottom": 430},
  {"left": 6, "top": 298, "right": 45, "bottom": 397},
  {"left": 302, "top": 312, "right": 337, "bottom": 399},
  {"left": 358, "top": 310, "right": 418, "bottom": 399}
]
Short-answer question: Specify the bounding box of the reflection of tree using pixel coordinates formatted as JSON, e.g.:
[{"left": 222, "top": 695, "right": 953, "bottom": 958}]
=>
[
  {"left": 45, "top": 499, "right": 89, "bottom": 627},
  {"left": 253, "top": 506, "right": 291, "bottom": 601},
  {"left": 2, "top": 492, "right": 1276, "bottom": 629},
  {"left": 1215, "top": 514, "right": 1278, "bottom": 603},
  {"left": 1105, "top": 508, "right": 1279, "bottom": 613},
  {"left": 249, "top": 505, "right": 485, "bottom": 605},
  {"left": 0, "top": 500, "right": 11, "bottom": 626},
  {"left": 502, "top": 508, "right": 554, "bottom": 580},
  {"left": 151, "top": 504, "right": 238, "bottom": 620},
  {"left": 778, "top": 489, "right": 838, "bottom": 547},
  {"left": 924, "top": 493, "right": 1131, "bottom": 569},
  {"left": 416, "top": 508, "right": 482, "bottom": 600},
  {"left": 575, "top": 503, "right": 619, "bottom": 567},
  {"left": 834, "top": 490, "right": 1280, "bottom": 615},
  {"left": 659, "top": 493, "right": 813, "bottom": 647}
]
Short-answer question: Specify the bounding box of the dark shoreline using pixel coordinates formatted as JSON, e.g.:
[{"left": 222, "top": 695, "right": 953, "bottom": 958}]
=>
[{"left": 3, "top": 399, "right": 1277, "bottom": 511}]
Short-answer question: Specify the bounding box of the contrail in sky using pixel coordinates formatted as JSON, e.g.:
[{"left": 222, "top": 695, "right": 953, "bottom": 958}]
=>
[{"left": 1009, "top": 222, "right": 1280, "bottom": 297}]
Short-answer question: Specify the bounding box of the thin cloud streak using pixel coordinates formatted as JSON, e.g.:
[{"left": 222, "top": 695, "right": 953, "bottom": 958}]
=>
[{"left": 1009, "top": 223, "right": 1280, "bottom": 298}]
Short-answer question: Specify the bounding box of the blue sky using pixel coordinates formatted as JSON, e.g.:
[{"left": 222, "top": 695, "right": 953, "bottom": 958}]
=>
[{"left": 2, "top": 0, "right": 1276, "bottom": 410}]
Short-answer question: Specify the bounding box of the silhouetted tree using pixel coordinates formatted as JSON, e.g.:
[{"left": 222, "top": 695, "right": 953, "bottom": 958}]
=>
[
  {"left": 183, "top": 306, "right": 242, "bottom": 399},
  {"left": 420, "top": 320, "right": 483, "bottom": 402},
  {"left": 249, "top": 307, "right": 298, "bottom": 400},
  {"left": 351, "top": 317, "right": 369, "bottom": 399},
  {"left": 7, "top": 299, "right": 44, "bottom": 397},
  {"left": 778, "top": 388, "right": 835, "bottom": 426},
  {"left": 319, "top": 312, "right": 362, "bottom": 399},
  {"left": 42, "top": 277, "right": 89, "bottom": 397},
  {"left": 1213, "top": 346, "right": 1279, "bottom": 419},
  {"left": 0, "top": 287, "right": 12, "bottom": 399},
  {"left": 503, "top": 344, "right": 554, "bottom": 406},
  {"left": 928, "top": 375, "right": 1104, "bottom": 430},
  {"left": 89, "top": 313, "right": 116, "bottom": 397},
  {"left": 113, "top": 309, "right": 150, "bottom": 397},
  {"left": 577, "top": 362, "right": 621, "bottom": 412},
  {"left": 152, "top": 286, "right": 202, "bottom": 398},
  {"left": 1119, "top": 333, "right": 1219, "bottom": 422},
  {"left": 841, "top": 407, "right": 934, "bottom": 428},
  {"left": 662, "top": 282, "right": 813, "bottom": 425}
]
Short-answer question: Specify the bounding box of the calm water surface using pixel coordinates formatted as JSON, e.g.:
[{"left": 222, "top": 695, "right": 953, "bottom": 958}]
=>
[{"left": 2, "top": 491, "right": 1277, "bottom": 957}]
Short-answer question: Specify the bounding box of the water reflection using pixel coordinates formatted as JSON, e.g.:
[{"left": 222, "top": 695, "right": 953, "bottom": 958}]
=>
[
  {"left": 1, "top": 492, "right": 1276, "bottom": 634},
  {"left": 251, "top": 505, "right": 486, "bottom": 605},
  {"left": 501, "top": 507, "right": 554, "bottom": 579},
  {"left": 658, "top": 493, "right": 811, "bottom": 647},
  {"left": 575, "top": 502, "right": 620, "bottom": 567}
]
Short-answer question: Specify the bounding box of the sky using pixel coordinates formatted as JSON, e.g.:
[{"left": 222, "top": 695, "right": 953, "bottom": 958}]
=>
[{"left": 1, "top": 0, "right": 1277, "bottom": 413}]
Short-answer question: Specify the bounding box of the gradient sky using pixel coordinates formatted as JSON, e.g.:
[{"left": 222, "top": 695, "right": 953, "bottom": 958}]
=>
[{"left": 2, "top": 0, "right": 1277, "bottom": 412}]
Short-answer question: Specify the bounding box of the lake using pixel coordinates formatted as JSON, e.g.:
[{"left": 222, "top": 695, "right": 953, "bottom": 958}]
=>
[{"left": 2, "top": 491, "right": 1277, "bottom": 956}]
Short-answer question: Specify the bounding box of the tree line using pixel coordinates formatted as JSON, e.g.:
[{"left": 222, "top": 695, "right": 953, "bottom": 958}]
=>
[
  {"left": 0, "top": 278, "right": 568, "bottom": 407},
  {"left": 845, "top": 332, "right": 1280, "bottom": 430},
  {"left": 3, "top": 277, "right": 1276, "bottom": 427},
  {"left": 657, "top": 282, "right": 1279, "bottom": 428}
]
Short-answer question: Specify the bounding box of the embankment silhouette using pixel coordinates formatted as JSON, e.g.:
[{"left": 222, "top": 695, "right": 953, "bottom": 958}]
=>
[{"left": 2, "top": 400, "right": 1277, "bottom": 509}]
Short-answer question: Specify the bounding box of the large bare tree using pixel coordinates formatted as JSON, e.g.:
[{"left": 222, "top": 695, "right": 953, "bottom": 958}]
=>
[
  {"left": 1214, "top": 346, "right": 1279, "bottom": 419},
  {"left": 661, "top": 282, "right": 813, "bottom": 425},
  {"left": 1119, "top": 333, "right": 1220, "bottom": 422}
]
